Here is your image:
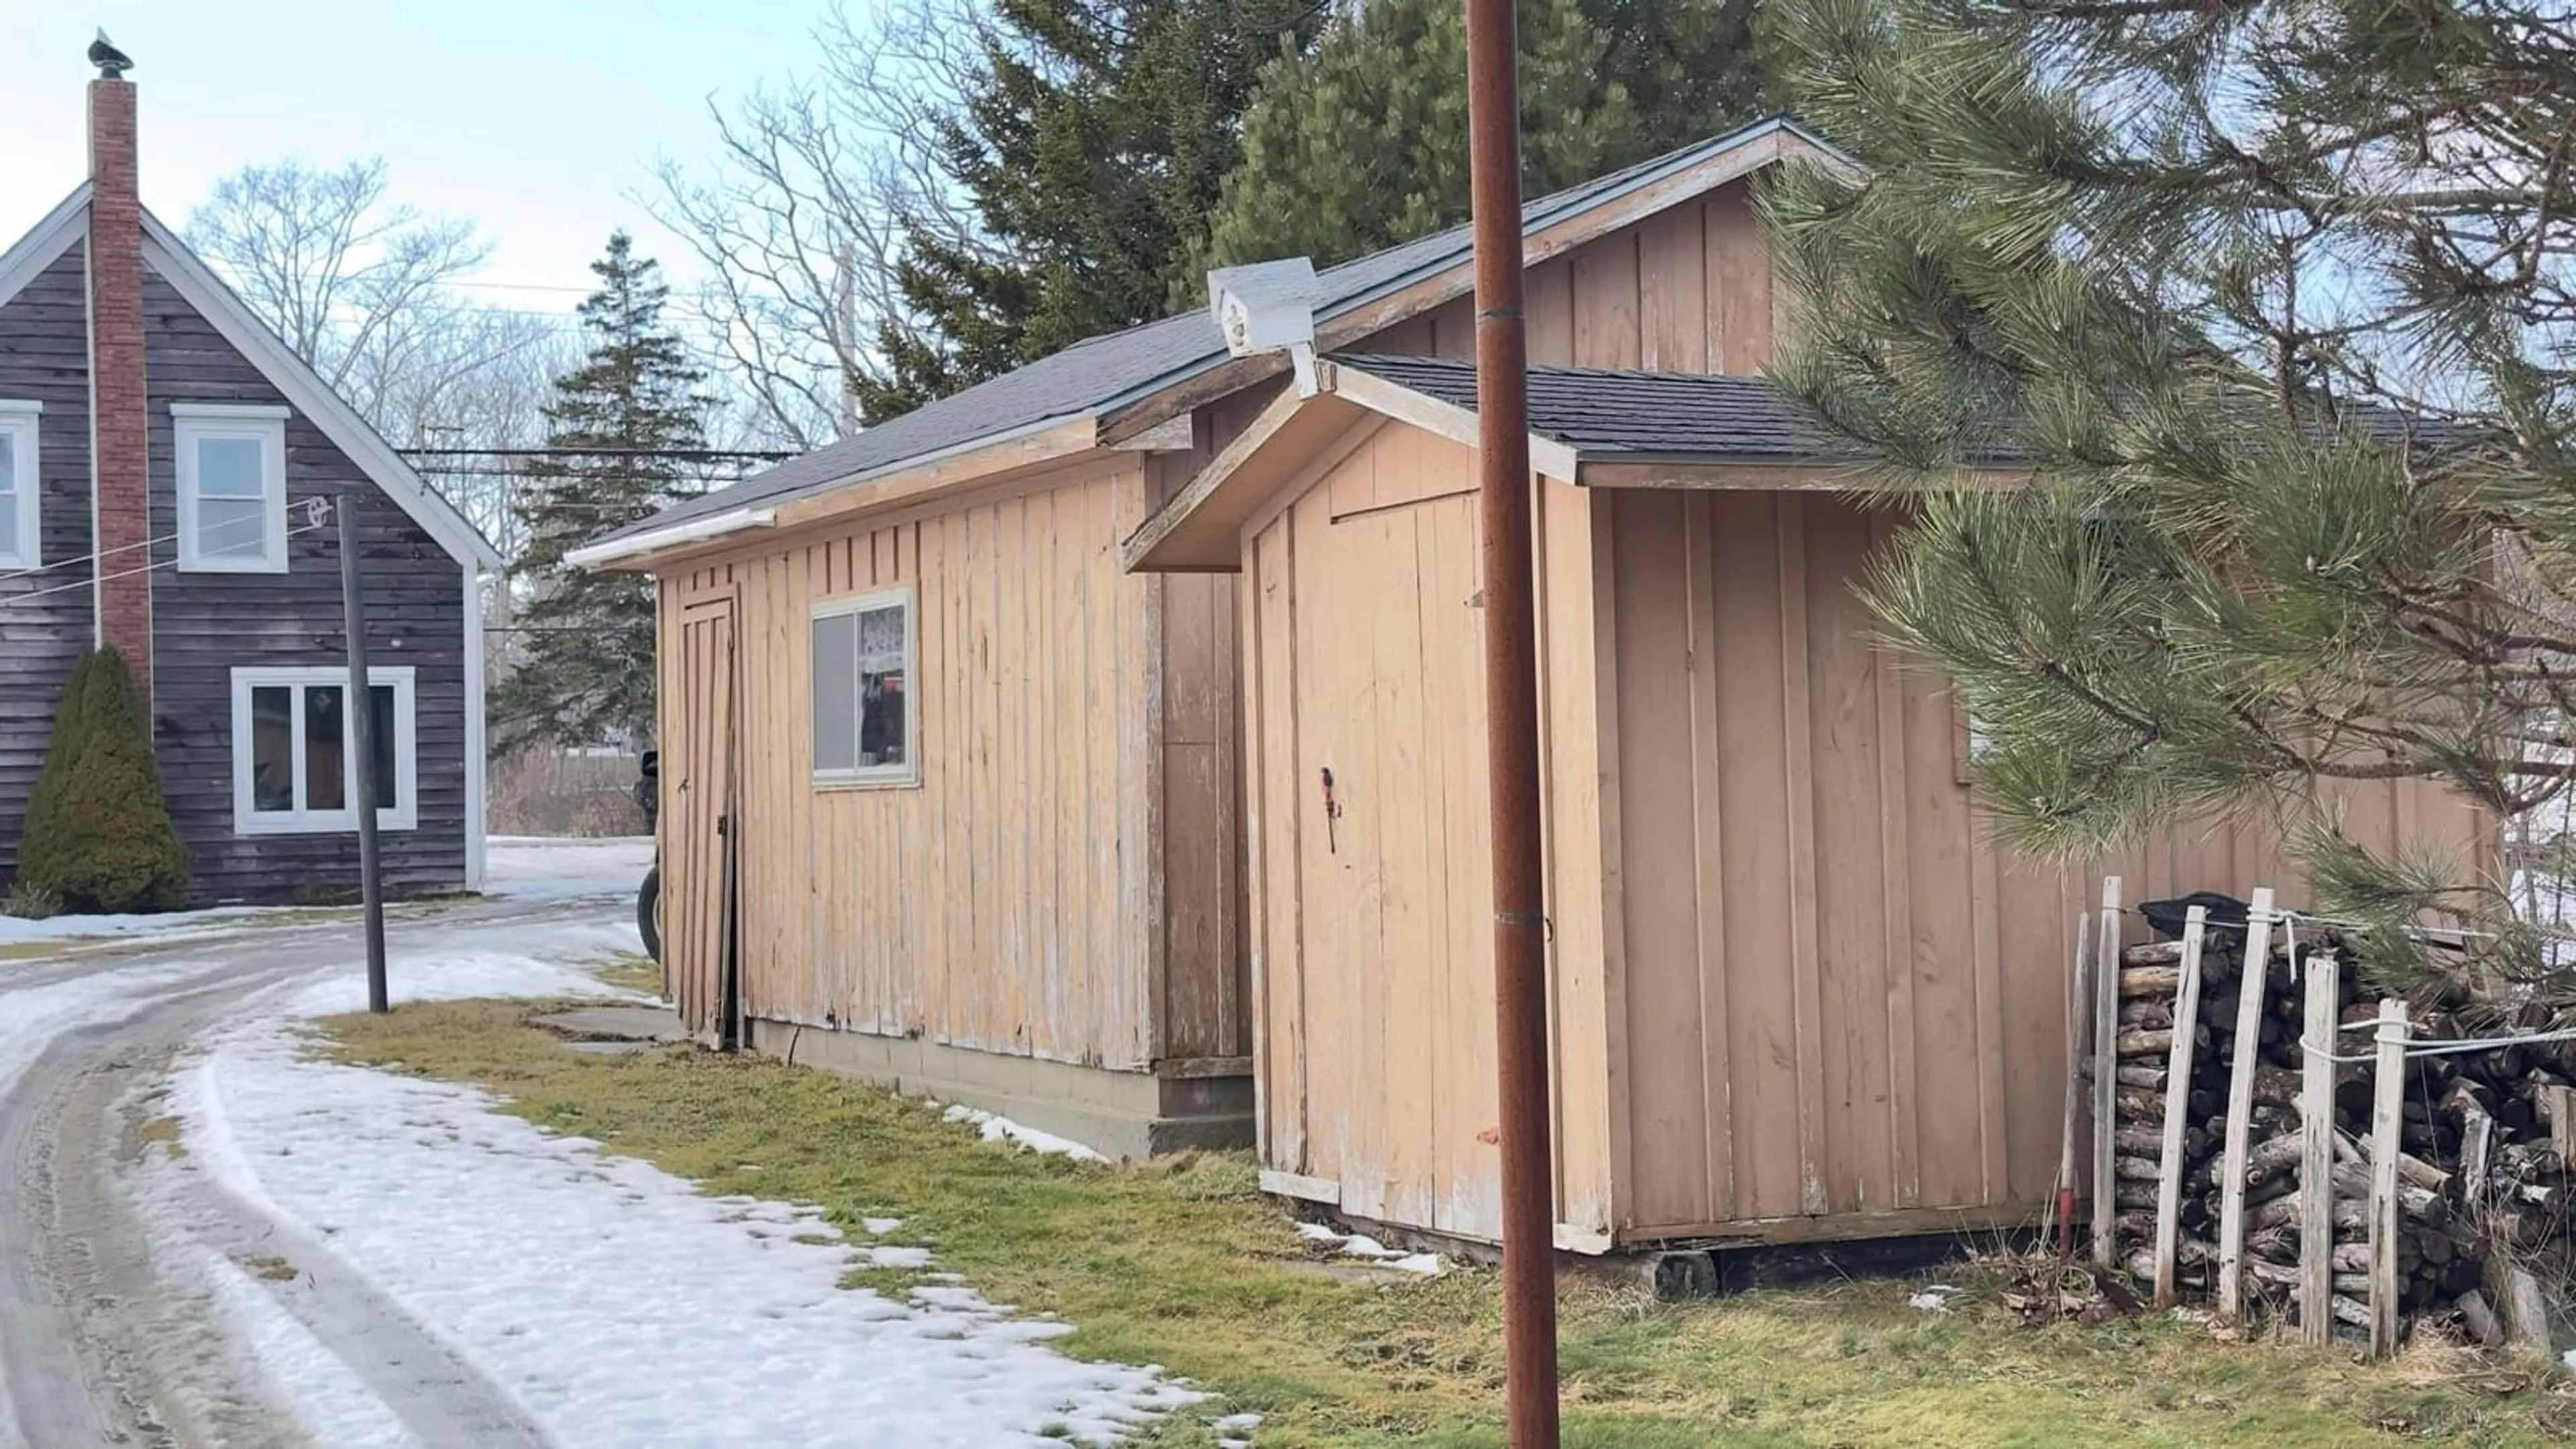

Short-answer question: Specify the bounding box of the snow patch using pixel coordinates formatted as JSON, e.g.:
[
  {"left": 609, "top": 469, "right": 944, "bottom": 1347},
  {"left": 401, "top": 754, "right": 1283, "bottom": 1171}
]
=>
[
  {"left": 942, "top": 1103, "right": 1108, "bottom": 1163},
  {"left": 861, "top": 1216, "right": 906, "bottom": 1235},
  {"left": 0, "top": 958, "right": 211, "bottom": 1096},
  {"left": 1293, "top": 1220, "right": 1445, "bottom": 1277},
  {"left": 1907, "top": 1285, "right": 1960, "bottom": 1313},
  {"left": 0, "top": 903, "right": 292, "bottom": 947},
  {"left": 147, "top": 942, "right": 1200, "bottom": 1446},
  {"left": 196, "top": 1250, "right": 421, "bottom": 1448},
  {"left": 484, "top": 836, "right": 655, "bottom": 902}
]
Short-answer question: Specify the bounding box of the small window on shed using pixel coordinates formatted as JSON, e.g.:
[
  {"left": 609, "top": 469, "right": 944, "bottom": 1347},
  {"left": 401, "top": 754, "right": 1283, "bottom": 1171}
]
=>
[{"left": 812, "top": 588, "right": 915, "bottom": 786}]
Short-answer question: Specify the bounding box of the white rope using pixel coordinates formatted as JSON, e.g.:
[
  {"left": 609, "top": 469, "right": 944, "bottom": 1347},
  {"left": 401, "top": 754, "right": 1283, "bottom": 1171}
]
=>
[
  {"left": 0, "top": 500, "right": 335, "bottom": 608},
  {"left": 2298, "top": 1025, "right": 2576, "bottom": 1065}
]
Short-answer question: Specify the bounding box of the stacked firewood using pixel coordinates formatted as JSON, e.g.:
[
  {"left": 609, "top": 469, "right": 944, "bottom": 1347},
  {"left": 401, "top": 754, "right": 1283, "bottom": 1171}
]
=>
[{"left": 2102, "top": 924, "right": 2576, "bottom": 1343}]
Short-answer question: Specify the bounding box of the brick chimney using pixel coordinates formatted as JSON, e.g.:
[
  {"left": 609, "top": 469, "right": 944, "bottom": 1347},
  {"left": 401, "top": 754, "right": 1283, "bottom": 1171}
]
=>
[{"left": 87, "top": 75, "right": 152, "bottom": 699}]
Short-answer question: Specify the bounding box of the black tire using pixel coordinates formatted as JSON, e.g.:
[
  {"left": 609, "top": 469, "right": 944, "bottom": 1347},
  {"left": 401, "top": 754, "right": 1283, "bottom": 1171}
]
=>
[{"left": 637, "top": 863, "right": 663, "bottom": 963}]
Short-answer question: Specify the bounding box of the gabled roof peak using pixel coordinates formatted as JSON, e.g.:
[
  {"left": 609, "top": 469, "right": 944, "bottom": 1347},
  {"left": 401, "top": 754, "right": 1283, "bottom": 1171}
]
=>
[{"left": 584, "top": 115, "right": 1856, "bottom": 565}]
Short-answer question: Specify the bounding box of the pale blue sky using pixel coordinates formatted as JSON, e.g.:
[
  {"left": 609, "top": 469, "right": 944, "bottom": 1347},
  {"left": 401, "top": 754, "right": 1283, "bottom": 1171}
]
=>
[{"left": 0, "top": 0, "right": 843, "bottom": 311}]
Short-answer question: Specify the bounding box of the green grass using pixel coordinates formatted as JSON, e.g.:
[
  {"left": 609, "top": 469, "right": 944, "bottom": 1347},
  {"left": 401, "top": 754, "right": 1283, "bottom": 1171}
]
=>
[
  {"left": 589, "top": 951, "right": 663, "bottom": 997},
  {"left": 313, "top": 998, "right": 2576, "bottom": 1448}
]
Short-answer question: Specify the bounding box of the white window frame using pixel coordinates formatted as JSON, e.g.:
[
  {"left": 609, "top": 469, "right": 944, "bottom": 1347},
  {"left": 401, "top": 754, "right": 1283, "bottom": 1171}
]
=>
[
  {"left": 230, "top": 665, "right": 419, "bottom": 835},
  {"left": 0, "top": 400, "right": 40, "bottom": 571},
  {"left": 174, "top": 402, "right": 290, "bottom": 574},
  {"left": 810, "top": 585, "right": 920, "bottom": 788}
]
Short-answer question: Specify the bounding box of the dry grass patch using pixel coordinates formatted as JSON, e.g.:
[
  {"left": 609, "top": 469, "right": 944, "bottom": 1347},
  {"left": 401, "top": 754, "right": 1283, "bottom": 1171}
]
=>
[
  {"left": 588, "top": 952, "right": 663, "bottom": 998},
  {"left": 315, "top": 998, "right": 2576, "bottom": 1448}
]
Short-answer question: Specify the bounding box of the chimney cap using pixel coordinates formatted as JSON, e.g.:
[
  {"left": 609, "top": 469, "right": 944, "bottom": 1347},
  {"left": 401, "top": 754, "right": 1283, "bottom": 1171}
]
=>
[{"left": 89, "top": 30, "right": 135, "bottom": 80}]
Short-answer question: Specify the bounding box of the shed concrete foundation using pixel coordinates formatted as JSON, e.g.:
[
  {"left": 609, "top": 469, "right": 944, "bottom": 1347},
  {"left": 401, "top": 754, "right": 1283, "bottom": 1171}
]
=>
[{"left": 743, "top": 1017, "right": 1252, "bottom": 1161}]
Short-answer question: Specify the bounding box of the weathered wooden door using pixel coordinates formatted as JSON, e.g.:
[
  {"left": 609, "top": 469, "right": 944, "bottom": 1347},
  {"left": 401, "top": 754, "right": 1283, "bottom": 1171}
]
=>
[{"left": 667, "top": 586, "right": 741, "bottom": 1049}]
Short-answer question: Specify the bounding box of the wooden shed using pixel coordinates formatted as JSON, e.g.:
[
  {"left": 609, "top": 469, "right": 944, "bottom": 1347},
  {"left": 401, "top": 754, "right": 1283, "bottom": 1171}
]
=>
[
  {"left": 1124, "top": 353, "right": 2491, "bottom": 1251},
  {"left": 572, "top": 119, "right": 1844, "bottom": 1160}
]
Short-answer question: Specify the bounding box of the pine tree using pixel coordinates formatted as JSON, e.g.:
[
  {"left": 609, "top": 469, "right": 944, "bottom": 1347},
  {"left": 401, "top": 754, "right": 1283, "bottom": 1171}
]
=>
[
  {"left": 16, "top": 648, "right": 189, "bottom": 913},
  {"left": 1201, "top": 0, "right": 1774, "bottom": 272},
  {"left": 493, "top": 233, "right": 709, "bottom": 753},
  {"left": 854, "top": 0, "right": 1327, "bottom": 423},
  {"left": 1763, "top": 0, "right": 2576, "bottom": 994}
]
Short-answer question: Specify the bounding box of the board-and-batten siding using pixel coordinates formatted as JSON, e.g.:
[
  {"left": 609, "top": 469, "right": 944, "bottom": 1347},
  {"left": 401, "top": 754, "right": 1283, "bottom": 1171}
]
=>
[
  {"left": 1245, "top": 424, "right": 1510, "bottom": 1238},
  {"left": 140, "top": 264, "right": 468, "bottom": 903},
  {"left": 1605, "top": 489, "right": 2493, "bottom": 1236},
  {"left": 1364, "top": 182, "right": 1775, "bottom": 373},
  {"left": 0, "top": 245, "right": 100, "bottom": 881},
  {"left": 670, "top": 454, "right": 1256, "bottom": 1071},
  {"left": 1250, "top": 458, "right": 2496, "bottom": 1247}
]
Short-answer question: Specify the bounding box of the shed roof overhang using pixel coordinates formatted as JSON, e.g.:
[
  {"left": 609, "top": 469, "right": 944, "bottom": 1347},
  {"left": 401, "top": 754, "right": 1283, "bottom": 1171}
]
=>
[
  {"left": 582, "top": 118, "right": 1862, "bottom": 569},
  {"left": 1122, "top": 359, "right": 2017, "bottom": 574}
]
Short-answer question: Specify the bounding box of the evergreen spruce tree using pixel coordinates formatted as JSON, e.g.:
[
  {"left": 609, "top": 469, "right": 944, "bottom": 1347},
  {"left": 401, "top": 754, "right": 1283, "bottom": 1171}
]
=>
[
  {"left": 1201, "top": 0, "right": 1774, "bottom": 271},
  {"left": 16, "top": 648, "right": 189, "bottom": 913},
  {"left": 492, "top": 233, "right": 709, "bottom": 752},
  {"left": 1764, "top": 0, "right": 2576, "bottom": 994},
  {"left": 855, "top": 0, "right": 1326, "bottom": 423}
]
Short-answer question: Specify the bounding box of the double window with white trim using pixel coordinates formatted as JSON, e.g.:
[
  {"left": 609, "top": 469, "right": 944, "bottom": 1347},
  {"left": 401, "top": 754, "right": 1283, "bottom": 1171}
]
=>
[
  {"left": 811, "top": 588, "right": 916, "bottom": 785},
  {"left": 174, "top": 403, "right": 290, "bottom": 572},
  {"left": 0, "top": 400, "right": 41, "bottom": 570},
  {"left": 231, "top": 666, "right": 418, "bottom": 834}
]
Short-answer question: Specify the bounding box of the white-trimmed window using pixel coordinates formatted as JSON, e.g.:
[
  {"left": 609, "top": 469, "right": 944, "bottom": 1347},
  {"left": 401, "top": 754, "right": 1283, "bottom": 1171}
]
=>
[
  {"left": 811, "top": 587, "right": 916, "bottom": 785},
  {"left": 174, "top": 403, "right": 290, "bottom": 572},
  {"left": 231, "top": 666, "right": 418, "bottom": 834},
  {"left": 0, "top": 400, "right": 40, "bottom": 570}
]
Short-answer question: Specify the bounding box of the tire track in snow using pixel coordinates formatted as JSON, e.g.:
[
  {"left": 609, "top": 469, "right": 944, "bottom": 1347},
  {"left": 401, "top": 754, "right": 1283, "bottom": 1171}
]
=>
[{"left": 0, "top": 899, "right": 610, "bottom": 1448}]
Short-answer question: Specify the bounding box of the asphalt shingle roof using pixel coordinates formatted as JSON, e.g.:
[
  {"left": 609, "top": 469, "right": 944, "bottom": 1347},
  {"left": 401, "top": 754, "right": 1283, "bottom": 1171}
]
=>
[
  {"left": 1336, "top": 356, "right": 2487, "bottom": 468},
  {"left": 596, "top": 116, "right": 1842, "bottom": 547},
  {"left": 1334, "top": 354, "right": 1837, "bottom": 464}
]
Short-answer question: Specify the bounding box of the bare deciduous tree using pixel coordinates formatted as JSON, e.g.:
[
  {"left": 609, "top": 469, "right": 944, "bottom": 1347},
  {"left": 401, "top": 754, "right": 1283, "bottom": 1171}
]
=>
[
  {"left": 186, "top": 158, "right": 493, "bottom": 398},
  {"left": 651, "top": 0, "right": 989, "bottom": 448}
]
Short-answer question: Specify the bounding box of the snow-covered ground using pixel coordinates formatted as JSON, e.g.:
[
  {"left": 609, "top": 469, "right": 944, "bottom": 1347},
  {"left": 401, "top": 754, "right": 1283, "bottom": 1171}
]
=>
[
  {"left": 484, "top": 835, "right": 654, "bottom": 902},
  {"left": 0, "top": 836, "right": 651, "bottom": 951},
  {"left": 145, "top": 925, "right": 1205, "bottom": 1446},
  {"left": 0, "top": 904, "right": 290, "bottom": 949}
]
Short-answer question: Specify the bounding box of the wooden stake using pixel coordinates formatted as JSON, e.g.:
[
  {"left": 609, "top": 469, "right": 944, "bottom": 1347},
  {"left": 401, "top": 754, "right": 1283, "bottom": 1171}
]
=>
[
  {"left": 2057, "top": 910, "right": 2092, "bottom": 1259},
  {"left": 2153, "top": 906, "right": 2208, "bottom": 1307},
  {"left": 2092, "top": 876, "right": 2123, "bottom": 1269},
  {"left": 2215, "top": 885, "right": 2275, "bottom": 1325},
  {"left": 2367, "top": 996, "right": 2407, "bottom": 1359},
  {"left": 2538, "top": 1083, "right": 2576, "bottom": 1161},
  {"left": 2300, "top": 948, "right": 2341, "bottom": 1346}
]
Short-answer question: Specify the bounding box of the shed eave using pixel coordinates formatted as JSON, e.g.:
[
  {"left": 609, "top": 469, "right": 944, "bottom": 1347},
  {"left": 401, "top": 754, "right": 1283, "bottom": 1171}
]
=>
[
  {"left": 1573, "top": 458, "right": 2027, "bottom": 490},
  {"left": 1124, "top": 386, "right": 1375, "bottom": 574}
]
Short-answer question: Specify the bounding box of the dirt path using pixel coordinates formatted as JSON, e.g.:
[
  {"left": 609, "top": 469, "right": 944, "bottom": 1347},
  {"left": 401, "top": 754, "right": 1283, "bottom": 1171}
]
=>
[{"left": 0, "top": 898, "right": 610, "bottom": 1448}]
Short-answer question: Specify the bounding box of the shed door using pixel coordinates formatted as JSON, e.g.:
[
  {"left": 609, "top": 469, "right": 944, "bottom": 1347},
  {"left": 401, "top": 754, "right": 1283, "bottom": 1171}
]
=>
[{"left": 668, "top": 588, "right": 741, "bottom": 1049}]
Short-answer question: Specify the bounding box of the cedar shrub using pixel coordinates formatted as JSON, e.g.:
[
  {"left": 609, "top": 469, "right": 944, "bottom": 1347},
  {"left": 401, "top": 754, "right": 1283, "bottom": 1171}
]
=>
[{"left": 16, "top": 647, "right": 189, "bottom": 912}]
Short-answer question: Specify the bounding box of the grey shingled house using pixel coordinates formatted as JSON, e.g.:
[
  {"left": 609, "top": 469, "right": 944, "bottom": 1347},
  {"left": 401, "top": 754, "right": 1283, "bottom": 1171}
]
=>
[{"left": 0, "top": 69, "right": 499, "bottom": 904}]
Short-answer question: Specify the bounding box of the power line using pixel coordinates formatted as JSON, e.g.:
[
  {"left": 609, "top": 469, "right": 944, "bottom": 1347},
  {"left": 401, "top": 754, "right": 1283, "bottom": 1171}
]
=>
[
  {"left": 397, "top": 446, "right": 795, "bottom": 462},
  {"left": 404, "top": 468, "right": 766, "bottom": 483}
]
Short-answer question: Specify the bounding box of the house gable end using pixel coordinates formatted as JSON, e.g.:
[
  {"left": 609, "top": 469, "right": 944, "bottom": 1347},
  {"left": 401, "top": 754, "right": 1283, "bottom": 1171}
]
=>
[
  {"left": 137, "top": 215, "right": 500, "bottom": 572},
  {"left": 0, "top": 186, "right": 91, "bottom": 315},
  {"left": 137, "top": 256, "right": 474, "bottom": 902}
]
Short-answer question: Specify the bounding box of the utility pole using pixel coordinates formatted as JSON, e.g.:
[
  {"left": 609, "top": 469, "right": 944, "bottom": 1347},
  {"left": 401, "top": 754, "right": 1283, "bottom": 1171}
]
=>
[
  {"left": 1464, "top": 0, "right": 1560, "bottom": 1443},
  {"left": 339, "top": 496, "right": 389, "bottom": 1014}
]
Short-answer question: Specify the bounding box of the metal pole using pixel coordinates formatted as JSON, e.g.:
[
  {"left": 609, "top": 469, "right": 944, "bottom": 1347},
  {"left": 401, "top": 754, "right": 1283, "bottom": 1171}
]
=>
[
  {"left": 339, "top": 496, "right": 388, "bottom": 1014},
  {"left": 1464, "top": 1, "right": 1560, "bottom": 1442}
]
